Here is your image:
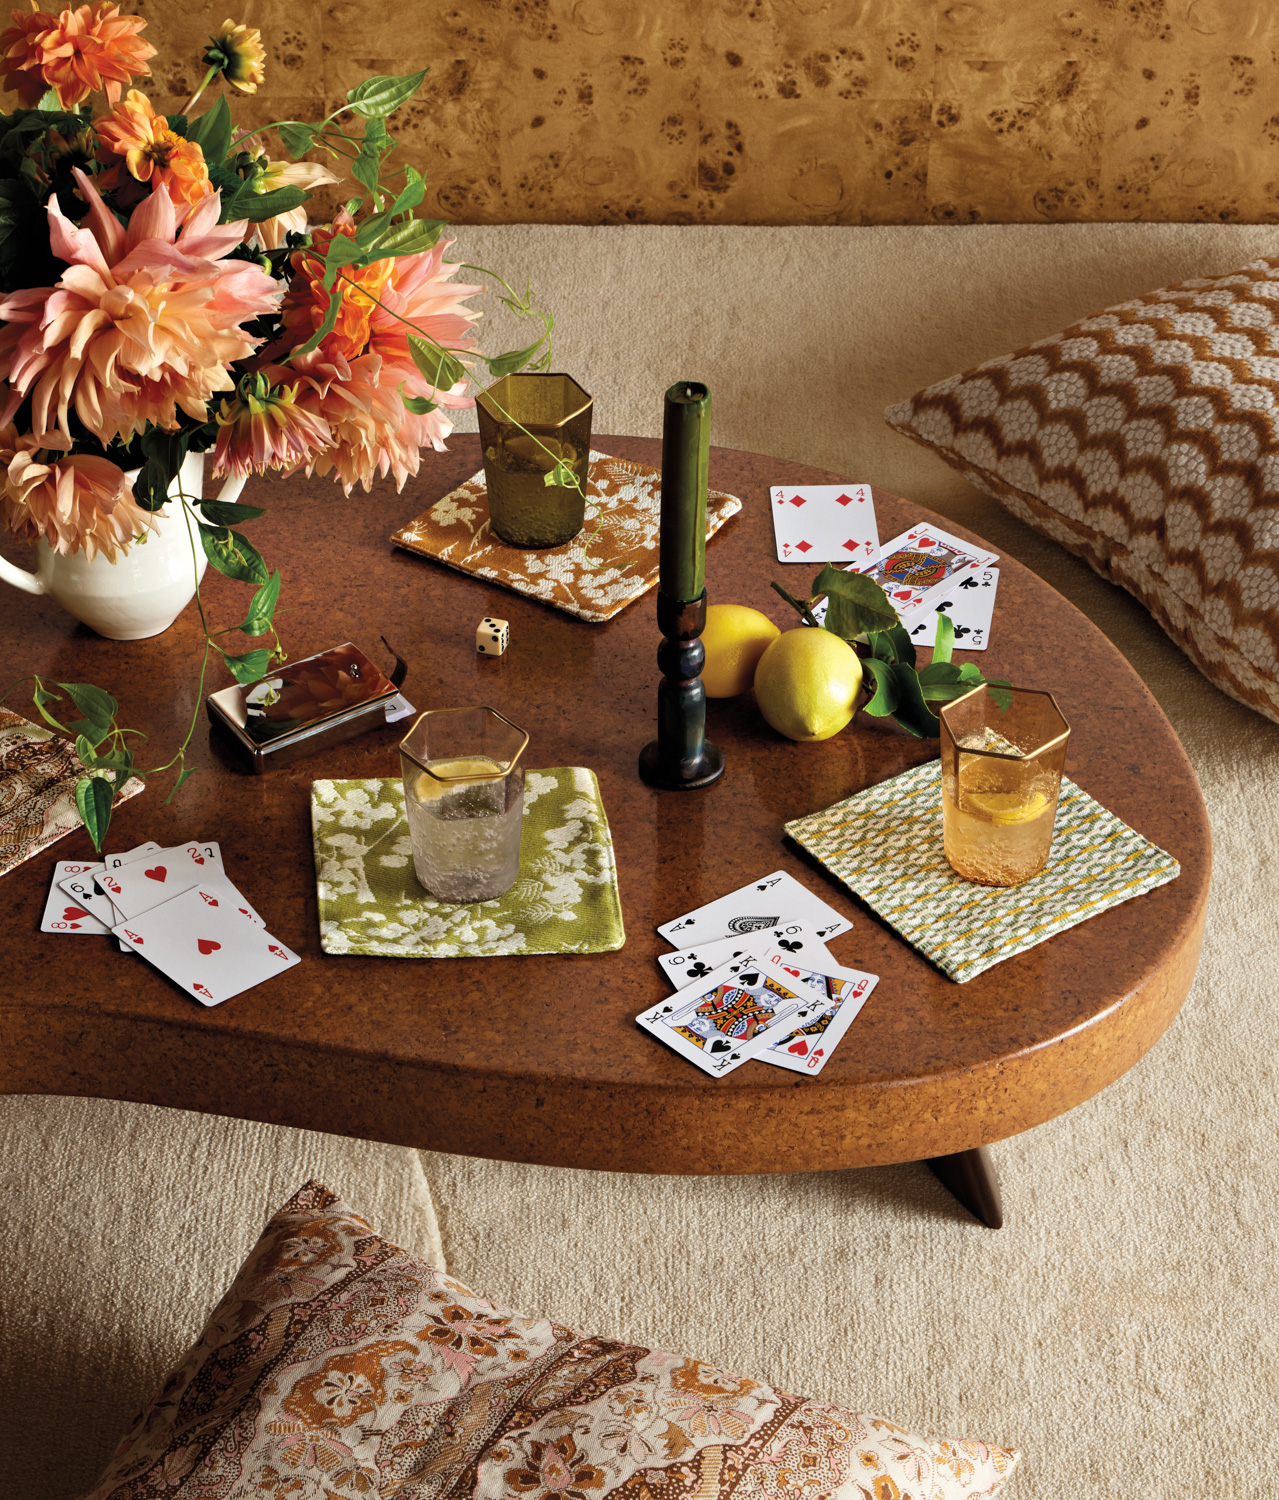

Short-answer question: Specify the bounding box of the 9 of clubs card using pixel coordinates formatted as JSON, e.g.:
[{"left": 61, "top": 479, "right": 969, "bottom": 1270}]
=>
[
  {"left": 770, "top": 484, "right": 879, "bottom": 565},
  {"left": 636, "top": 958, "right": 823, "bottom": 1077},
  {"left": 658, "top": 923, "right": 836, "bottom": 990}
]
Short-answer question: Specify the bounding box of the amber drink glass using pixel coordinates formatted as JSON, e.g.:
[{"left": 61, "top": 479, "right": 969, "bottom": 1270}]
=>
[
  {"left": 399, "top": 707, "right": 529, "bottom": 902},
  {"left": 939, "top": 685, "right": 1070, "bottom": 887},
  {"left": 477, "top": 373, "right": 593, "bottom": 547}
]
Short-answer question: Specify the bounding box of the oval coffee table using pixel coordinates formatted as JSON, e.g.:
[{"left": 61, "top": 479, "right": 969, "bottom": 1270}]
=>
[{"left": 0, "top": 437, "right": 1211, "bottom": 1227}]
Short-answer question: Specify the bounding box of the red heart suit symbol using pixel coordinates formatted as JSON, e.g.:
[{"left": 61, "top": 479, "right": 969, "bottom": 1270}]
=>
[
  {"left": 190, "top": 853, "right": 205, "bottom": 864},
  {"left": 144, "top": 866, "right": 166, "bottom": 882},
  {"left": 63, "top": 906, "right": 89, "bottom": 921},
  {"left": 788, "top": 1039, "right": 809, "bottom": 1055},
  {"left": 197, "top": 939, "right": 221, "bottom": 955}
]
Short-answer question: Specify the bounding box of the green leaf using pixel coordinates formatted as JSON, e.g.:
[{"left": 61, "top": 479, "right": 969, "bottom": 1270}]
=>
[
  {"left": 884, "top": 622, "right": 916, "bottom": 670},
  {"left": 889, "top": 661, "right": 941, "bottom": 739},
  {"left": 409, "top": 337, "right": 466, "bottom": 391},
  {"left": 544, "top": 459, "right": 578, "bottom": 487},
  {"left": 198, "top": 523, "right": 269, "bottom": 585},
  {"left": 75, "top": 775, "right": 115, "bottom": 852},
  {"left": 987, "top": 679, "right": 1014, "bottom": 714},
  {"left": 165, "top": 112, "right": 189, "bottom": 136},
  {"left": 350, "top": 117, "right": 390, "bottom": 202},
  {"left": 187, "top": 95, "right": 232, "bottom": 163},
  {"left": 813, "top": 564, "right": 899, "bottom": 642},
  {"left": 486, "top": 334, "right": 550, "bottom": 380},
  {"left": 860, "top": 658, "right": 899, "bottom": 718},
  {"left": 345, "top": 68, "right": 428, "bottom": 119},
  {"left": 933, "top": 612, "right": 955, "bottom": 664},
  {"left": 31, "top": 682, "right": 68, "bottom": 733},
  {"left": 277, "top": 120, "right": 317, "bottom": 158},
  {"left": 67, "top": 717, "right": 110, "bottom": 750},
  {"left": 198, "top": 499, "right": 265, "bottom": 526},
  {"left": 916, "top": 660, "right": 964, "bottom": 686},
  {"left": 76, "top": 735, "right": 134, "bottom": 776},
  {"left": 376, "top": 217, "right": 444, "bottom": 256},
  {"left": 58, "top": 681, "right": 117, "bottom": 730},
  {"left": 36, "top": 87, "right": 59, "bottom": 111},
  {"left": 221, "top": 647, "right": 272, "bottom": 684},
  {"left": 402, "top": 393, "right": 438, "bottom": 415},
  {"left": 163, "top": 766, "right": 198, "bottom": 804},
  {"left": 220, "top": 183, "right": 308, "bottom": 224},
  {"left": 234, "top": 569, "right": 282, "bottom": 635}
]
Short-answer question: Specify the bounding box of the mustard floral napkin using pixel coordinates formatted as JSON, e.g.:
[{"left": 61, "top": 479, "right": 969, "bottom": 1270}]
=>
[
  {"left": 785, "top": 759, "right": 1180, "bottom": 983},
  {"left": 0, "top": 708, "right": 142, "bottom": 879},
  {"left": 312, "top": 766, "right": 625, "bottom": 957},
  {"left": 390, "top": 450, "right": 741, "bottom": 622}
]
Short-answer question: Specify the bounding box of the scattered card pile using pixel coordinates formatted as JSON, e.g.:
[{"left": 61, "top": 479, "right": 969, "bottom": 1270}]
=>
[
  {"left": 638, "top": 870, "right": 879, "bottom": 1078},
  {"left": 44, "top": 840, "right": 300, "bottom": 1006}
]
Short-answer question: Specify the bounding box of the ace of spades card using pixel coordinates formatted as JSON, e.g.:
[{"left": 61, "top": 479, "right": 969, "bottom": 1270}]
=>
[
  {"left": 657, "top": 870, "right": 852, "bottom": 947},
  {"left": 635, "top": 958, "right": 821, "bottom": 1077}
]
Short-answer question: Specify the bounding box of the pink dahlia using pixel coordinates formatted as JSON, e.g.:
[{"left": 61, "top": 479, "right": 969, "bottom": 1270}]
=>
[
  {"left": 272, "top": 232, "right": 482, "bottom": 492},
  {"left": 0, "top": 168, "right": 282, "bottom": 445},
  {"left": 1, "top": 425, "right": 150, "bottom": 561},
  {"left": 210, "top": 377, "right": 330, "bottom": 480}
]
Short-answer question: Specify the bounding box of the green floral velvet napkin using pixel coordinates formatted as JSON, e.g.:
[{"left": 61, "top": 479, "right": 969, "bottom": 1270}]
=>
[
  {"left": 311, "top": 767, "right": 625, "bottom": 957},
  {"left": 785, "top": 759, "right": 1179, "bottom": 983}
]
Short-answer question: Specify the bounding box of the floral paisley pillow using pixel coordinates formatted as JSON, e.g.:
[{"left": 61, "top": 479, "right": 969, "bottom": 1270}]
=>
[
  {"left": 83, "top": 1181, "right": 1020, "bottom": 1499},
  {"left": 885, "top": 255, "right": 1279, "bottom": 725}
]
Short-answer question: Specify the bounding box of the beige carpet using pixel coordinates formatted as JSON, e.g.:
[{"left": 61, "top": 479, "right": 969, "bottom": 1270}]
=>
[{"left": 6, "top": 222, "right": 1279, "bottom": 1498}]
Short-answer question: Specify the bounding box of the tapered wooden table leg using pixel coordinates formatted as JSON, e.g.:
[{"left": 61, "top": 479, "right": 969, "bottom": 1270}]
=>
[{"left": 925, "top": 1146, "right": 1004, "bottom": 1228}]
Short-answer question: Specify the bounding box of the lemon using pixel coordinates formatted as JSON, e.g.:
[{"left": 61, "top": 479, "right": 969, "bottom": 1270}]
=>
[
  {"left": 701, "top": 605, "right": 782, "bottom": 698},
  {"left": 752, "top": 627, "right": 864, "bottom": 742},
  {"left": 967, "top": 790, "right": 1050, "bottom": 825}
]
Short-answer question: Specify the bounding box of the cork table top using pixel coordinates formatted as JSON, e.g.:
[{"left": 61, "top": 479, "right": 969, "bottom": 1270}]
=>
[{"left": 0, "top": 436, "right": 1211, "bottom": 1174}]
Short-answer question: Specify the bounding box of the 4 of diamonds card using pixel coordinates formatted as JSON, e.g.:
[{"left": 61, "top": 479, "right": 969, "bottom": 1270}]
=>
[
  {"left": 855, "top": 522, "right": 997, "bottom": 615},
  {"left": 657, "top": 870, "right": 852, "bottom": 947},
  {"left": 770, "top": 484, "right": 879, "bottom": 565},
  {"left": 901, "top": 567, "right": 999, "bottom": 652},
  {"left": 635, "top": 958, "right": 823, "bottom": 1077}
]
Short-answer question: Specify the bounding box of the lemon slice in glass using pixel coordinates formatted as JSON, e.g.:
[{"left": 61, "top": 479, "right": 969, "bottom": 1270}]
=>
[
  {"left": 412, "top": 757, "right": 504, "bottom": 801},
  {"left": 967, "top": 789, "right": 1050, "bottom": 826}
]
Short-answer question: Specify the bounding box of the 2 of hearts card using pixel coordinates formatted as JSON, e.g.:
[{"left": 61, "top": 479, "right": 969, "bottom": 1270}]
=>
[
  {"left": 770, "top": 484, "right": 879, "bottom": 564},
  {"left": 45, "top": 839, "right": 297, "bottom": 1006}
]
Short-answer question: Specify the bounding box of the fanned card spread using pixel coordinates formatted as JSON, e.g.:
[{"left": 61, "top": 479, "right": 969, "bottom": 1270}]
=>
[
  {"left": 0, "top": 709, "right": 142, "bottom": 880},
  {"left": 312, "top": 767, "right": 624, "bottom": 957},
  {"left": 785, "top": 760, "right": 1180, "bottom": 983},
  {"left": 390, "top": 450, "right": 741, "bottom": 622}
]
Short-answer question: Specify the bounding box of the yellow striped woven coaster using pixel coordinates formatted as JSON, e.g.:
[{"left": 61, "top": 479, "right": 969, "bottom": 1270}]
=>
[{"left": 784, "top": 760, "right": 1180, "bottom": 983}]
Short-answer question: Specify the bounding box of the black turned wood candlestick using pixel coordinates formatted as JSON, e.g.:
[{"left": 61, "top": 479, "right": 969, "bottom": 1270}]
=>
[{"left": 638, "top": 589, "right": 725, "bottom": 789}]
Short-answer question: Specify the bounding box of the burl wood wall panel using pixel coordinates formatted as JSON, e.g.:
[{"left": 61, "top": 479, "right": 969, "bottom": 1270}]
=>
[{"left": 48, "top": 1, "right": 1279, "bottom": 223}]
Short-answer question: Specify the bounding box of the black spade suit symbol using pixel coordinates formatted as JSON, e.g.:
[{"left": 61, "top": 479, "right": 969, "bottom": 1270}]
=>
[
  {"left": 738, "top": 971, "right": 760, "bottom": 986},
  {"left": 710, "top": 1039, "right": 731, "bottom": 1053}
]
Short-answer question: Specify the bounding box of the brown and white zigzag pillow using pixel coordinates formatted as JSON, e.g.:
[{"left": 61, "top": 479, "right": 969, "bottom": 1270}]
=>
[{"left": 886, "top": 256, "right": 1279, "bottom": 725}]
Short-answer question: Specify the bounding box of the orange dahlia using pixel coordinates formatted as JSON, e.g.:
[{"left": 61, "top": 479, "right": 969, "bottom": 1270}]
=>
[
  {"left": 278, "top": 211, "right": 395, "bottom": 364},
  {"left": 0, "top": 2, "right": 155, "bottom": 109},
  {"left": 210, "top": 377, "right": 331, "bottom": 480},
  {"left": 95, "top": 89, "right": 210, "bottom": 215},
  {"left": 1, "top": 425, "right": 151, "bottom": 562}
]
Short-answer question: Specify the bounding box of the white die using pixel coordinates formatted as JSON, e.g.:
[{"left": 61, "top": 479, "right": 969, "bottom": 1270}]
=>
[{"left": 477, "top": 617, "right": 509, "bottom": 656}]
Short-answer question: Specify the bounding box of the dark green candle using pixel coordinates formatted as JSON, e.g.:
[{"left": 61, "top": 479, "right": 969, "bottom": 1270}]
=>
[{"left": 659, "top": 381, "right": 710, "bottom": 603}]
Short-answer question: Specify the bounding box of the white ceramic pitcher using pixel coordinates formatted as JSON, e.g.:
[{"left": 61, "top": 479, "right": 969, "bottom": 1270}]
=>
[{"left": 0, "top": 451, "right": 247, "bottom": 640}]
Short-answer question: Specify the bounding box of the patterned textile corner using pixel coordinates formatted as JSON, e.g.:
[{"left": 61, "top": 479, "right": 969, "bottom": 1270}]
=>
[
  {"left": 389, "top": 449, "right": 741, "bottom": 622},
  {"left": 785, "top": 759, "right": 1180, "bottom": 983},
  {"left": 312, "top": 766, "right": 625, "bottom": 957},
  {"left": 83, "top": 1178, "right": 1021, "bottom": 1499},
  {"left": 0, "top": 708, "right": 143, "bottom": 880}
]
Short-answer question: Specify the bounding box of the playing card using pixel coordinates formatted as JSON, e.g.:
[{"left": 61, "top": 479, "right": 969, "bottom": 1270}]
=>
[
  {"left": 99, "top": 846, "right": 230, "bottom": 920},
  {"left": 102, "top": 840, "right": 180, "bottom": 949},
  {"left": 658, "top": 923, "right": 836, "bottom": 990},
  {"left": 901, "top": 567, "right": 999, "bottom": 652},
  {"left": 635, "top": 958, "right": 824, "bottom": 1077},
  {"left": 855, "top": 522, "right": 998, "bottom": 616},
  {"left": 385, "top": 693, "right": 416, "bottom": 724},
  {"left": 756, "top": 957, "right": 878, "bottom": 1076},
  {"left": 42, "top": 861, "right": 110, "bottom": 934},
  {"left": 114, "top": 885, "right": 299, "bottom": 1006},
  {"left": 59, "top": 868, "right": 128, "bottom": 929},
  {"left": 657, "top": 870, "right": 852, "bottom": 946},
  {"left": 770, "top": 484, "right": 880, "bottom": 565}
]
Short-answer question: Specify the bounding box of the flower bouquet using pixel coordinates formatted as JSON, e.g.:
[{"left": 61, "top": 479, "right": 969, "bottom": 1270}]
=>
[{"left": 0, "top": 5, "right": 553, "bottom": 846}]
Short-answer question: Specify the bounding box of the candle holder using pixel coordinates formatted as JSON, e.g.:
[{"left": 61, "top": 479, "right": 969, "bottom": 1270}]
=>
[{"left": 638, "top": 589, "right": 725, "bottom": 789}]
